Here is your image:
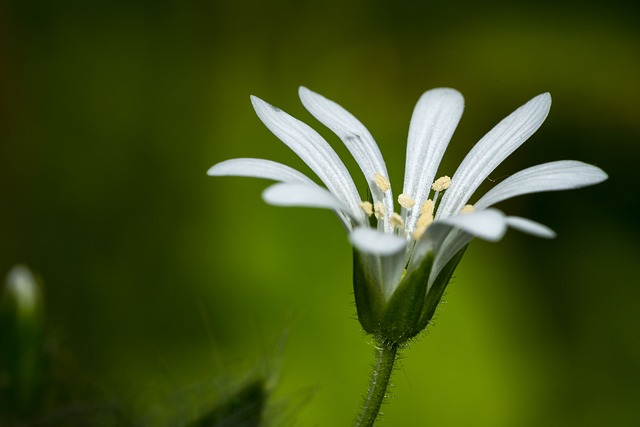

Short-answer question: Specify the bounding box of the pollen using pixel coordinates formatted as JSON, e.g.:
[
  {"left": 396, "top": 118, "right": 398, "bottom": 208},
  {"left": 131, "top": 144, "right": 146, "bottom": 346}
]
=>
[
  {"left": 373, "top": 172, "right": 391, "bottom": 192},
  {"left": 421, "top": 199, "right": 435, "bottom": 217},
  {"left": 398, "top": 193, "right": 416, "bottom": 209},
  {"left": 389, "top": 212, "right": 404, "bottom": 229},
  {"left": 360, "top": 201, "right": 374, "bottom": 216},
  {"left": 431, "top": 176, "right": 451, "bottom": 192},
  {"left": 413, "top": 211, "right": 434, "bottom": 240},
  {"left": 416, "top": 212, "right": 433, "bottom": 228},
  {"left": 374, "top": 201, "right": 386, "bottom": 218},
  {"left": 460, "top": 204, "right": 475, "bottom": 214},
  {"left": 412, "top": 225, "right": 428, "bottom": 240}
]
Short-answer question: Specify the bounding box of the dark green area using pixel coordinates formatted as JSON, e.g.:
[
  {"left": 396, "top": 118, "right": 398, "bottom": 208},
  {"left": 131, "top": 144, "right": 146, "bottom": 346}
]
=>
[{"left": 1, "top": 0, "right": 639, "bottom": 425}]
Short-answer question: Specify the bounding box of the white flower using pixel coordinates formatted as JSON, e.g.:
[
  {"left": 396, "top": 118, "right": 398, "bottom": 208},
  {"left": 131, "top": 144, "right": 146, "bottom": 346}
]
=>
[{"left": 208, "top": 87, "right": 607, "bottom": 305}]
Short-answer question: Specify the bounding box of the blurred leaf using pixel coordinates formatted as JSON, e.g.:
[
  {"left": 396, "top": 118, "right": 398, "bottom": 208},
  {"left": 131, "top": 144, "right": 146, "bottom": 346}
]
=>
[
  {"left": 0, "top": 265, "right": 46, "bottom": 416},
  {"left": 187, "top": 378, "right": 267, "bottom": 427}
]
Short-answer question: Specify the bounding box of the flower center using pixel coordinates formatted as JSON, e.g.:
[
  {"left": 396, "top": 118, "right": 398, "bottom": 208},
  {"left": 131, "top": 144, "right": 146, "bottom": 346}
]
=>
[
  {"left": 406, "top": 175, "right": 451, "bottom": 240},
  {"left": 360, "top": 173, "right": 474, "bottom": 241}
]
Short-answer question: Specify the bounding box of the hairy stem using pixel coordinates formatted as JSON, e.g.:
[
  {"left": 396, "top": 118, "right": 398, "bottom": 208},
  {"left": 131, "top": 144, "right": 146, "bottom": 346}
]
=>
[{"left": 354, "top": 341, "right": 399, "bottom": 427}]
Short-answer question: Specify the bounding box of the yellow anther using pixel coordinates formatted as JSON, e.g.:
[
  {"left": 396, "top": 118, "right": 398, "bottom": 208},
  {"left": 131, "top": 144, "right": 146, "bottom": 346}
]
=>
[
  {"left": 373, "top": 201, "right": 386, "bottom": 218},
  {"left": 431, "top": 176, "right": 451, "bottom": 192},
  {"left": 460, "top": 204, "right": 475, "bottom": 214},
  {"left": 412, "top": 225, "right": 428, "bottom": 240},
  {"left": 421, "top": 199, "right": 435, "bottom": 217},
  {"left": 413, "top": 212, "right": 434, "bottom": 240},
  {"left": 360, "top": 201, "right": 374, "bottom": 216},
  {"left": 389, "top": 212, "right": 404, "bottom": 229},
  {"left": 373, "top": 173, "right": 391, "bottom": 192},
  {"left": 398, "top": 193, "right": 416, "bottom": 209},
  {"left": 416, "top": 212, "right": 434, "bottom": 228}
]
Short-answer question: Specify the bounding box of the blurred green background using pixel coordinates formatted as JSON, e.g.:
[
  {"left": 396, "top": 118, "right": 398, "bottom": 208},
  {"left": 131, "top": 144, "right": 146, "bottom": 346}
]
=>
[{"left": 1, "top": 0, "right": 639, "bottom": 425}]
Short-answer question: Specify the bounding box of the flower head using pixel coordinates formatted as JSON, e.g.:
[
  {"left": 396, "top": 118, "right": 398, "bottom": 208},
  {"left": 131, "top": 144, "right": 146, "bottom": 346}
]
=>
[{"left": 209, "top": 87, "right": 607, "bottom": 343}]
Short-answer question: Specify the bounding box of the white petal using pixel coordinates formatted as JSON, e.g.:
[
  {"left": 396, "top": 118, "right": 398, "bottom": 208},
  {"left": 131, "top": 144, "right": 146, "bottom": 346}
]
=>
[
  {"left": 437, "top": 93, "right": 552, "bottom": 219},
  {"left": 409, "top": 209, "right": 508, "bottom": 285},
  {"left": 474, "top": 160, "right": 608, "bottom": 209},
  {"left": 351, "top": 228, "right": 407, "bottom": 299},
  {"left": 427, "top": 229, "right": 471, "bottom": 288},
  {"left": 299, "top": 87, "right": 395, "bottom": 232},
  {"left": 207, "top": 158, "right": 316, "bottom": 185},
  {"left": 298, "top": 87, "right": 387, "bottom": 181},
  {"left": 354, "top": 250, "right": 406, "bottom": 301},
  {"left": 349, "top": 227, "right": 407, "bottom": 256},
  {"left": 438, "top": 208, "right": 508, "bottom": 242},
  {"left": 262, "top": 183, "right": 357, "bottom": 230},
  {"left": 506, "top": 216, "right": 556, "bottom": 238},
  {"left": 6, "top": 265, "right": 39, "bottom": 310},
  {"left": 403, "top": 88, "right": 464, "bottom": 231},
  {"left": 251, "top": 95, "right": 366, "bottom": 223},
  {"left": 427, "top": 209, "right": 508, "bottom": 279}
]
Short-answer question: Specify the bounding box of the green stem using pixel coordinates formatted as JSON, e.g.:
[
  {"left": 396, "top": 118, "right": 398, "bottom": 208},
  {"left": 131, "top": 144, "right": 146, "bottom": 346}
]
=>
[{"left": 354, "top": 341, "right": 399, "bottom": 427}]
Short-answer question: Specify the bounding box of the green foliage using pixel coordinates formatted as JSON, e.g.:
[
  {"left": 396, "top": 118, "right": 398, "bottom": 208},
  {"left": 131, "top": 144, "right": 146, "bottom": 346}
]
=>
[
  {"left": 1, "top": 0, "right": 638, "bottom": 424},
  {"left": 187, "top": 379, "right": 267, "bottom": 427}
]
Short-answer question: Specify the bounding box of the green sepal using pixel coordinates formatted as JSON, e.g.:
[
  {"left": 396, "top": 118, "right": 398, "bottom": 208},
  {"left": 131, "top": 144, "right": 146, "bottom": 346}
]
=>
[
  {"left": 416, "top": 245, "right": 467, "bottom": 332},
  {"left": 352, "top": 249, "right": 387, "bottom": 335},
  {"left": 378, "top": 252, "right": 434, "bottom": 343},
  {"left": 353, "top": 245, "right": 467, "bottom": 345}
]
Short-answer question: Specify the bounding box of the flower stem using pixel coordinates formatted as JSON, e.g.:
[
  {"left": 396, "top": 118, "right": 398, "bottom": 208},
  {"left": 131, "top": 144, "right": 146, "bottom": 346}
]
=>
[{"left": 354, "top": 340, "right": 400, "bottom": 427}]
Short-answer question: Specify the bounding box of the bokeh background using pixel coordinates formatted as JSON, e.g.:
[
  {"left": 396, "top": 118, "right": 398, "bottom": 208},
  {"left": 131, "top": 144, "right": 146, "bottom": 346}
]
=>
[{"left": 1, "top": 0, "right": 639, "bottom": 425}]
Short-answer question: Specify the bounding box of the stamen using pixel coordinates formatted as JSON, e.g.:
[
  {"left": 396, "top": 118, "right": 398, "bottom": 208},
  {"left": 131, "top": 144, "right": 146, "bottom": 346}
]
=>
[
  {"left": 389, "top": 212, "right": 404, "bottom": 229},
  {"left": 416, "top": 212, "right": 433, "bottom": 228},
  {"left": 421, "top": 199, "right": 435, "bottom": 217},
  {"left": 412, "top": 225, "right": 428, "bottom": 240},
  {"left": 398, "top": 193, "right": 416, "bottom": 209},
  {"left": 360, "top": 201, "right": 374, "bottom": 216},
  {"left": 412, "top": 211, "right": 434, "bottom": 240},
  {"left": 373, "top": 172, "right": 391, "bottom": 192},
  {"left": 373, "top": 201, "right": 386, "bottom": 219},
  {"left": 412, "top": 227, "right": 424, "bottom": 240},
  {"left": 431, "top": 176, "right": 451, "bottom": 192},
  {"left": 460, "top": 204, "right": 475, "bottom": 214}
]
